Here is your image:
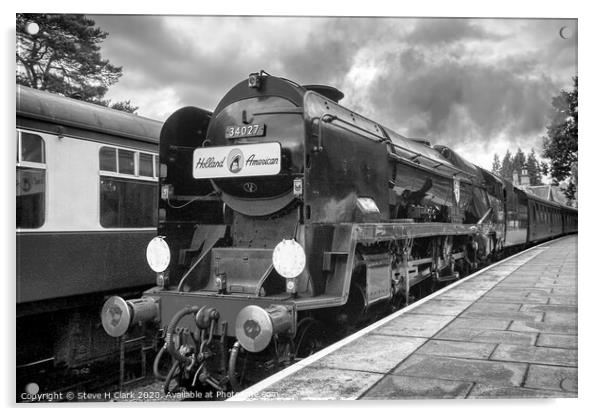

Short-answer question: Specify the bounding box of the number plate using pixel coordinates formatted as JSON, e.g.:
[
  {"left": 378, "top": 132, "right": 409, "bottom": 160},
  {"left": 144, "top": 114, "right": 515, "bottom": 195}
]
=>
[{"left": 225, "top": 124, "right": 265, "bottom": 139}]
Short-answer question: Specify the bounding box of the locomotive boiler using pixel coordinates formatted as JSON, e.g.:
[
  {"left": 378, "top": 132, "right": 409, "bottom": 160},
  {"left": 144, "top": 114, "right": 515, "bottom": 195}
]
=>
[{"left": 101, "top": 71, "right": 569, "bottom": 393}]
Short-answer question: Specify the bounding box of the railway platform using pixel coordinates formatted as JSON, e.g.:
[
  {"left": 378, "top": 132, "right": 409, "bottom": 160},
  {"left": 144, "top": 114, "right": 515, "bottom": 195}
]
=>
[{"left": 230, "top": 235, "right": 578, "bottom": 400}]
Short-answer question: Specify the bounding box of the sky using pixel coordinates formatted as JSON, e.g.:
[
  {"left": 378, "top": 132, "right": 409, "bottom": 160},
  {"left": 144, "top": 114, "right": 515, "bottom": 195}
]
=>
[{"left": 89, "top": 15, "right": 577, "bottom": 171}]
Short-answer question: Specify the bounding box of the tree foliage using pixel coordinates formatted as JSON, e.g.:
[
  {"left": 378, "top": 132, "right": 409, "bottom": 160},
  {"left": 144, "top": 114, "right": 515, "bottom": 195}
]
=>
[
  {"left": 526, "top": 148, "right": 543, "bottom": 186},
  {"left": 512, "top": 148, "right": 526, "bottom": 175},
  {"left": 105, "top": 99, "right": 139, "bottom": 113},
  {"left": 492, "top": 147, "right": 544, "bottom": 186},
  {"left": 16, "top": 14, "right": 137, "bottom": 113},
  {"left": 542, "top": 77, "right": 578, "bottom": 201},
  {"left": 500, "top": 150, "right": 514, "bottom": 181},
  {"left": 491, "top": 153, "right": 501, "bottom": 176}
]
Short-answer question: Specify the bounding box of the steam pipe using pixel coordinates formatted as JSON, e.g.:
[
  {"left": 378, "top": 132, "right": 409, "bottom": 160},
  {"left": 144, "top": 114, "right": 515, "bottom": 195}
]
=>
[
  {"left": 153, "top": 344, "right": 168, "bottom": 381},
  {"left": 228, "top": 341, "right": 242, "bottom": 392},
  {"left": 165, "top": 305, "right": 200, "bottom": 364}
]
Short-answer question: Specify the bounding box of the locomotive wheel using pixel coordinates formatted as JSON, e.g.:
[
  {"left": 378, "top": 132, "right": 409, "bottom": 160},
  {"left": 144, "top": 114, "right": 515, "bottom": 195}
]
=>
[{"left": 293, "top": 318, "right": 325, "bottom": 359}]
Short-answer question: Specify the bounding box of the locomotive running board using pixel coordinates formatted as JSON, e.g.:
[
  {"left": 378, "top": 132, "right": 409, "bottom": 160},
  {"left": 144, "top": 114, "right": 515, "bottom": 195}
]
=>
[{"left": 353, "top": 222, "right": 478, "bottom": 243}]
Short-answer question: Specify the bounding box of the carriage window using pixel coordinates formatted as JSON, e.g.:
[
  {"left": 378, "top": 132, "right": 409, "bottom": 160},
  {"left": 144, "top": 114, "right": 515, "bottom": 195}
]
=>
[
  {"left": 17, "top": 132, "right": 46, "bottom": 228},
  {"left": 21, "top": 132, "right": 45, "bottom": 163},
  {"left": 99, "top": 147, "right": 117, "bottom": 171},
  {"left": 100, "top": 177, "right": 157, "bottom": 228},
  {"left": 139, "top": 152, "right": 154, "bottom": 177},
  {"left": 98, "top": 146, "right": 158, "bottom": 228},
  {"left": 17, "top": 168, "right": 46, "bottom": 228},
  {"left": 118, "top": 149, "right": 135, "bottom": 175}
]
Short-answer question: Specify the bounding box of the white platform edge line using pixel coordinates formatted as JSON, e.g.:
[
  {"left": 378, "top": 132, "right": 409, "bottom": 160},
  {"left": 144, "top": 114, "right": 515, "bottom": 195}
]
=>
[{"left": 228, "top": 237, "right": 565, "bottom": 401}]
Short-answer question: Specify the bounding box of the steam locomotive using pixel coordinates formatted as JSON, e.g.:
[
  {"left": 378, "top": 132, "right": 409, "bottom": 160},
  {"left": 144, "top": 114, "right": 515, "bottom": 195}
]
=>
[{"left": 101, "top": 72, "right": 577, "bottom": 393}]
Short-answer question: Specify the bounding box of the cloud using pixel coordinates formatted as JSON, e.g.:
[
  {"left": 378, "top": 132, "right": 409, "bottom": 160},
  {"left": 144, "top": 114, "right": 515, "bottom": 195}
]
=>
[
  {"left": 369, "top": 55, "right": 557, "bottom": 142},
  {"left": 336, "top": 18, "right": 575, "bottom": 166},
  {"left": 405, "top": 18, "right": 503, "bottom": 45},
  {"left": 89, "top": 15, "right": 576, "bottom": 170}
]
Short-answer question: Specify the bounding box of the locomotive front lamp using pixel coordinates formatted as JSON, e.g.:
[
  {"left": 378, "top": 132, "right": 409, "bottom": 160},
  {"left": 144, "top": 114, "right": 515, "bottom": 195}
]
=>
[
  {"left": 272, "top": 239, "right": 306, "bottom": 279},
  {"left": 285, "top": 278, "right": 297, "bottom": 294},
  {"left": 146, "top": 236, "right": 171, "bottom": 273},
  {"left": 156, "top": 272, "right": 167, "bottom": 288},
  {"left": 248, "top": 72, "right": 261, "bottom": 89},
  {"left": 215, "top": 274, "right": 227, "bottom": 292}
]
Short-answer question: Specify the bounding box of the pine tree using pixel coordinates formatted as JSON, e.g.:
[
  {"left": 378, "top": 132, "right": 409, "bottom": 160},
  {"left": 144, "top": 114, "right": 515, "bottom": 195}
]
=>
[
  {"left": 491, "top": 153, "right": 501, "bottom": 176},
  {"left": 513, "top": 148, "right": 526, "bottom": 176},
  {"left": 500, "top": 150, "right": 514, "bottom": 181},
  {"left": 526, "top": 149, "right": 543, "bottom": 186},
  {"left": 16, "top": 14, "right": 137, "bottom": 113}
]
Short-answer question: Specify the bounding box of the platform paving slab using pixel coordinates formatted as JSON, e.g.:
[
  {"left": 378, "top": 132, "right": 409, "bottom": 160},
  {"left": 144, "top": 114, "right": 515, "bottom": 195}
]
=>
[
  {"left": 434, "top": 327, "right": 537, "bottom": 346},
  {"left": 509, "top": 320, "right": 577, "bottom": 335},
  {"left": 435, "top": 289, "right": 491, "bottom": 302},
  {"left": 362, "top": 375, "right": 473, "bottom": 400},
  {"left": 491, "top": 344, "right": 577, "bottom": 367},
  {"left": 536, "top": 333, "right": 578, "bottom": 349},
  {"left": 392, "top": 354, "right": 528, "bottom": 387},
  {"left": 543, "top": 311, "right": 578, "bottom": 325},
  {"left": 467, "top": 385, "right": 576, "bottom": 399},
  {"left": 372, "top": 313, "right": 454, "bottom": 338},
  {"left": 443, "top": 317, "right": 511, "bottom": 331},
  {"left": 459, "top": 309, "right": 544, "bottom": 322},
  {"left": 548, "top": 296, "right": 577, "bottom": 306},
  {"left": 524, "top": 364, "right": 578, "bottom": 393},
  {"left": 519, "top": 304, "right": 577, "bottom": 313},
  {"left": 463, "top": 301, "right": 523, "bottom": 312},
  {"left": 415, "top": 339, "right": 497, "bottom": 360},
  {"left": 408, "top": 299, "right": 473, "bottom": 316},
  {"left": 308, "top": 334, "right": 427, "bottom": 374}
]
